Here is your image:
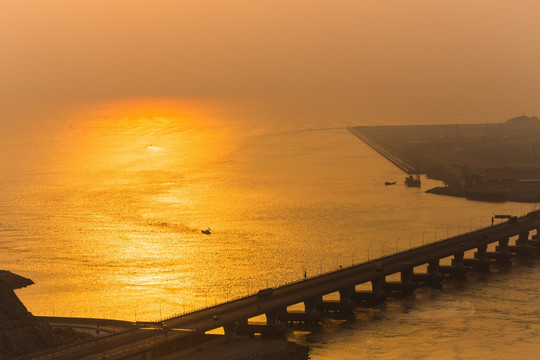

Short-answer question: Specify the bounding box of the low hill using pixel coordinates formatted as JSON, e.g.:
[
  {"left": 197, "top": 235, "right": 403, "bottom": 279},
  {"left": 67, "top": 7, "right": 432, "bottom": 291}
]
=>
[{"left": 0, "top": 275, "right": 58, "bottom": 359}]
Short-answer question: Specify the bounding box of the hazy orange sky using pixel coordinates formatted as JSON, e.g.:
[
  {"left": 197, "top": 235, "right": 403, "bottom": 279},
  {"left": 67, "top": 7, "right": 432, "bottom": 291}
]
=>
[{"left": 1, "top": 0, "right": 540, "bottom": 125}]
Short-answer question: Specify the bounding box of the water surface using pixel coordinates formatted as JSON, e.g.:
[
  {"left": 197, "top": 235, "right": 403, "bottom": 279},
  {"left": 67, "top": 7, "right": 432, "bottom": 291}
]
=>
[{"left": 1, "top": 100, "right": 538, "bottom": 359}]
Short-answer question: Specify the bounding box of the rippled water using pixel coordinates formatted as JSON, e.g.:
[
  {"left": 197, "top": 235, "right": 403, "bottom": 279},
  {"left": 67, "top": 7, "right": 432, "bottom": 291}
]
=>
[{"left": 2, "top": 100, "right": 539, "bottom": 359}]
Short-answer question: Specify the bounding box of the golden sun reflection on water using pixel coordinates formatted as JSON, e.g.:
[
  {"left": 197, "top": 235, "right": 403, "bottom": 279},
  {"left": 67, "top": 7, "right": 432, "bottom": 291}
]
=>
[
  {"left": 5, "top": 99, "right": 540, "bottom": 358},
  {"left": 63, "top": 99, "right": 236, "bottom": 172},
  {"left": 11, "top": 98, "right": 259, "bottom": 320}
]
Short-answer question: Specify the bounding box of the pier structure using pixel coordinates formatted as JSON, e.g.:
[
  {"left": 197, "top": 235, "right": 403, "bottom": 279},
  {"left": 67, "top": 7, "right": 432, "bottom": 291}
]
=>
[{"left": 17, "top": 210, "right": 540, "bottom": 360}]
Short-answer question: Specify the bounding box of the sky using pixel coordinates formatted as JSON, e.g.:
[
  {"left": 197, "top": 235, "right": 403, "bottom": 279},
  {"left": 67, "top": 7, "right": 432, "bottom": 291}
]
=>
[{"left": 1, "top": 0, "right": 540, "bottom": 126}]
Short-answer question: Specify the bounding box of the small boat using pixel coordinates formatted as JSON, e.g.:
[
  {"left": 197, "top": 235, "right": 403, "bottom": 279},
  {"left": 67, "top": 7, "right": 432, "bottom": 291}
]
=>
[
  {"left": 405, "top": 175, "right": 421, "bottom": 187},
  {"left": 385, "top": 181, "right": 396, "bottom": 186},
  {"left": 201, "top": 228, "right": 211, "bottom": 235}
]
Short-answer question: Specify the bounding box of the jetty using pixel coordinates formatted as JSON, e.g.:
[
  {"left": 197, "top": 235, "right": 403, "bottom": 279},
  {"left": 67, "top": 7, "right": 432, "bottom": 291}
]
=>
[{"left": 348, "top": 116, "right": 540, "bottom": 202}]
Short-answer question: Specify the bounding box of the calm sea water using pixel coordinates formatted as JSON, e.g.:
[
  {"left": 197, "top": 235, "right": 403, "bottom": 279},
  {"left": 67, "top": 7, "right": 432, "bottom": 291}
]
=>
[{"left": 2, "top": 103, "right": 540, "bottom": 359}]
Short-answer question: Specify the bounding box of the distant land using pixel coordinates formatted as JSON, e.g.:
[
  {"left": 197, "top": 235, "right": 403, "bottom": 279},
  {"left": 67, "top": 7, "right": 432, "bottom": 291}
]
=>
[{"left": 349, "top": 115, "right": 540, "bottom": 202}]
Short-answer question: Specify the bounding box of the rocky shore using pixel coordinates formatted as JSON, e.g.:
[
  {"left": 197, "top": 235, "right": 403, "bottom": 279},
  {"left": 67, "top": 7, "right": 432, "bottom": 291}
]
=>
[
  {"left": 0, "top": 271, "right": 34, "bottom": 290},
  {"left": 0, "top": 272, "right": 59, "bottom": 359}
]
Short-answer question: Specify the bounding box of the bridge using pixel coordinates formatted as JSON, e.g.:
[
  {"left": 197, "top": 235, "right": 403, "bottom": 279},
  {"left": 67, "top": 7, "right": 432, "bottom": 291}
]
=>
[{"left": 15, "top": 210, "right": 540, "bottom": 360}]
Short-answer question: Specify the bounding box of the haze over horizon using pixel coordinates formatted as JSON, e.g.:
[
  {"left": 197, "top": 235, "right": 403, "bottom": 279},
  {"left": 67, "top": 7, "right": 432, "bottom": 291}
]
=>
[{"left": 2, "top": 0, "right": 540, "bottom": 127}]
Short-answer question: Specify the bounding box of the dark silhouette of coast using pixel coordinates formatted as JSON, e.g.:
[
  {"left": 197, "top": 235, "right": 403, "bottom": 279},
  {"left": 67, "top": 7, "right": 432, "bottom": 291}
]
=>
[
  {"left": 0, "top": 271, "right": 309, "bottom": 359},
  {"left": 0, "top": 271, "right": 58, "bottom": 358},
  {"left": 349, "top": 115, "right": 540, "bottom": 202}
]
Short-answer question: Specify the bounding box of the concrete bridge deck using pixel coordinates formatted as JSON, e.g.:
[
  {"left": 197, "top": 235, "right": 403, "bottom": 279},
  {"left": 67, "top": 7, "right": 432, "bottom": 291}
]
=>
[{"left": 16, "top": 210, "right": 540, "bottom": 360}]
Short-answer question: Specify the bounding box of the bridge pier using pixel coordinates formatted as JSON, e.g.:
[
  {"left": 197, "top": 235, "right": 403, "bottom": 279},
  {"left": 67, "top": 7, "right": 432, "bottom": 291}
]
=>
[
  {"left": 385, "top": 267, "right": 416, "bottom": 294},
  {"left": 236, "top": 308, "right": 288, "bottom": 337},
  {"left": 372, "top": 276, "right": 386, "bottom": 301},
  {"left": 529, "top": 225, "right": 540, "bottom": 246},
  {"left": 280, "top": 298, "right": 322, "bottom": 324},
  {"left": 401, "top": 267, "right": 417, "bottom": 291},
  {"left": 339, "top": 286, "right": 356, "bottom": 305},
  {"left": 509, "top": 230, "right": 532, "bottom": 256},
  {"left": 304, "top": 298, "right": 319, "bottom": 314},
  {"left": 529, "top": 230, "right": 540, "bottom": 248},
  {"left": 488, "top": 238, "right": 512, "bottom": 263},
  {"left": 439, "top": 252, "right": 467, "bottom": 279},
  {"left": 464, "top": 244, "right": 491, "bottom": 271},
  {"left": 223, "top": 323, "right": 237, "bottom": 341},
  {"left": 265, "top": 309, "right": 284, "bottom": 326},
  {"left": 351, "top": 277, "right": 386, "bottom": 305},
  {"left": 412, "top": 260, "right": 442, "bottom": 287}
]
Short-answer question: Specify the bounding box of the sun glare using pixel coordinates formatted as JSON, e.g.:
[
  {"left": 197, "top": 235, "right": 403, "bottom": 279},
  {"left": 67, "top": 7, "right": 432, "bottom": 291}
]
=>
[{"left": 60, "top": 98, "right": 236, "bottom": 173}]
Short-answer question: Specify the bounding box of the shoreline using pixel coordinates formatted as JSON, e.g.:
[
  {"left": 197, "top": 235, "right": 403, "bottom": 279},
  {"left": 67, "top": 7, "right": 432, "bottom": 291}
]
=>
[{"left": 349, "top": 120, "right": 540, "bottom": 203}]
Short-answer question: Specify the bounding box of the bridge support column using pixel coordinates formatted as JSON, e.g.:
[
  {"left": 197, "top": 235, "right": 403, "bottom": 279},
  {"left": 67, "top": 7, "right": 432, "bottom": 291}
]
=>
[
  {"left": 439, "top": 252, "right": 467, "bottom": 279},
  {"left": 400, "top": 268, "right": 416, "bottom": 292},
  {"left": 489, "top": 238, "right": 512, "bottom": 263},
  {"left": 427, "top": 260, "right": 439, "bottom": 275},
  {"left": 452, "top": 251, "right": 465, "bottom": 267},
  {"left": 304, "top": 298, "right": 321, "bottom": 315},
  {"left": 317, "top": 288, "right": 355, "bottom": 312},
  {"left": 476, "top": 244, "right": 488, "bottom": 260},
  {"left": 464, "top": 244, "right": 491, "bottom": 271},
  {"left": 339, "top": 286, "right": 355, "bottom": 305},
  {"left": 517, "top": 230, "right": 530, "bottom": 246},
  {"left": 371, "top": 277, "right": 386, "bottom": 302},
  {"left": 508, "top": 230, "right": 532, "bottom": 256},
  {"left": 426, "top": 259, "right": 443, "bottom": 286},
  {"left": 235, "top": 318, "right": 249, "bottom": 335},
  {"left": 468, "top": 244, "right": 491, "bottom": 271},
  {"left": 279, "top": 298, "right": 321, "bottom": 324},
  {"left": 533, "top": 226, "right": 540, "bottom": 239},
  {"left": 351, "top": 279, "right": 385, "bottom": 305},
  {"left": 223, "top": 323, "right": 237, "bottom": 342},
  {"left": 529, "top": 228, "right": 540, "bottom": 248},
  {"left": 496, "top": 238, "right": 509, "bottom": 252},
  {"left": 265, "top": 310, "right": 281, "bottom": 326},
  {"left": 385, "top": 266, "right": 416, "bottom": 294}
]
